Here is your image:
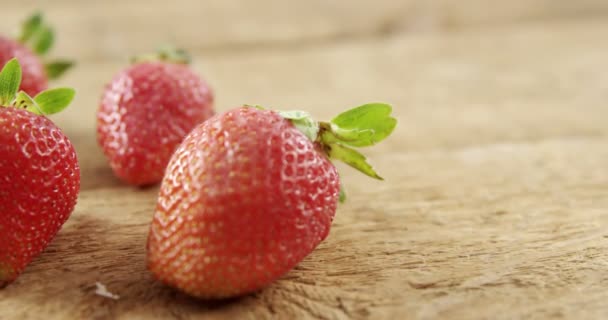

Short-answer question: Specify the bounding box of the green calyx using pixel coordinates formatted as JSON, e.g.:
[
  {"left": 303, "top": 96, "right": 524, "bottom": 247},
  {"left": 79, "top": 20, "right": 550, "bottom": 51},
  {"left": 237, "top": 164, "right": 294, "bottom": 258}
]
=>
[
  {"left": 18, "top": 12, "right": 74, "bottom": 80},
  {"left": 279, "top": 103, "right": 396, "bottom": 179},
  {"left": 0, "top": 58, "right": 75, "bottom": 115},
  {"left": 131, "top": 46, "right": 191, "bottom": 65},
  {"left": 276, "top": 103, "right": 397, "bottom": 202}
]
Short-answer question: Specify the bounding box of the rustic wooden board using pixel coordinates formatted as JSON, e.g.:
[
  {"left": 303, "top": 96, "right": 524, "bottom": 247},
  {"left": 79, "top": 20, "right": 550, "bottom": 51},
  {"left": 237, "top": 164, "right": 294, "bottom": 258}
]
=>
[
  {"left": 4, "top": 0, "right": 608, "bottom": 60},
  {"left": 1, "top": 1, "right": 608, "bottom": 319}
]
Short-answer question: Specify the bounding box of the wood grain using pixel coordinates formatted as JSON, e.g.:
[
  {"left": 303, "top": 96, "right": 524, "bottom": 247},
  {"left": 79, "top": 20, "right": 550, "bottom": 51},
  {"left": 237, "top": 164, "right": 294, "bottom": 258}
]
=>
[
  {"left": 1, "top": 1, "right": 608, "bottom": 319},
  {"left": 3, "top": 0, "right": 608, "bottom": 60}
]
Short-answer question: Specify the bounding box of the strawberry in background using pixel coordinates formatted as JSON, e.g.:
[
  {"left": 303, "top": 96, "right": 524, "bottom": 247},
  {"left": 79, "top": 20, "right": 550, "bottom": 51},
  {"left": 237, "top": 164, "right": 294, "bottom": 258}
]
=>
[
  {"left": 0, "top": 59, "right": 79, "bottom": 287},
  {"left": 97, "top": 47, "right": 214, "bottom": 186},
  {"left": 0, "top": 12, "right": 73, "bottom": 96}
]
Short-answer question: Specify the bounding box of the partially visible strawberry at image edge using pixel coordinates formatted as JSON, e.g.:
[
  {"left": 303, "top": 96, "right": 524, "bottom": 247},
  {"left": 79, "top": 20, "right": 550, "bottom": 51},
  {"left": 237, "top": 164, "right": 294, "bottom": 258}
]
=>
[
  {"left": 0, "top": 12, "right": 74, "bottom": 96},
  {"left": 0, "top": 58, "right": 79, "bottom": 287},
  {"left": 97, "top": 47, "right": 214, "bottom": 186},
  {"left": 147, "top": 102, "right": 397, "bottom": 299}
]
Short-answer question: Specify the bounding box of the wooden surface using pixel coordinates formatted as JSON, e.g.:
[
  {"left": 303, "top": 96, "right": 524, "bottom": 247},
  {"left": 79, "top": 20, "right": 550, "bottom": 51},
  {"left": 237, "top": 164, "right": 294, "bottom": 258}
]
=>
[{"left": 1, "top": 1, "right": 608, "bottom": 319}]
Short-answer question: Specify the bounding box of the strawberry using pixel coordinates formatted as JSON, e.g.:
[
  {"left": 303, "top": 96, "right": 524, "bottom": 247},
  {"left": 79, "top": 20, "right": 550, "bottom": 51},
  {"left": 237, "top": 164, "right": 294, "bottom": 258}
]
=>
[
  {"left": 97, "top": 48, "right": 214, "bottom": 186},
  {"left": 0, "top": 13, "right": 73, "bottom": 96},
  {"left": 0, "top": 59, "right": 79, "bottom": 288},
  {"left": 0, "top": 37, "right": 46, "bottom": 95},
  {"left": 147, "top": 104, "right": 396, "bottom": 298}
]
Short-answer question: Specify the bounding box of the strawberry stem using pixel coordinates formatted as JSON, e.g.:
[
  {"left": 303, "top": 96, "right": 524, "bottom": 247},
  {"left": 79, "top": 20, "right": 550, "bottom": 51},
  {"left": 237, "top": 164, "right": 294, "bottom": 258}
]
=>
[
  {"left": 278, "top": 103, "right": 396, "bottom": 180},
  {"left": 131, "top": 46, "right": 191, "bottom": 65}
]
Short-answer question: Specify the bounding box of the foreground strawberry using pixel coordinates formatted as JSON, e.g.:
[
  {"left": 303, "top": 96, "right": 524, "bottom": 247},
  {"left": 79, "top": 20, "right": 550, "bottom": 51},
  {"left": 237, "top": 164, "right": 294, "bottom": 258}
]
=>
[
  {"left": 97, "top": 48, "right": 214, "bottom": 186},
  {"left": 0, "top": 59, "right": 79, "bottom": 287},
  {"left": 0, "top": 13, "right": 73, "bottom": 96},
  {"left": 147, "top": 104, "right": 396, "bottom": 298}
]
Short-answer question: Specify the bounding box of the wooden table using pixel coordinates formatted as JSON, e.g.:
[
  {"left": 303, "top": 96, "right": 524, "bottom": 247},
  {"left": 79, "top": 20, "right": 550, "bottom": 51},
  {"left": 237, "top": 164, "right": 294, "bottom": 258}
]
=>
[{"left": 2, "top": 1, "right": 608, "bottom": 319}]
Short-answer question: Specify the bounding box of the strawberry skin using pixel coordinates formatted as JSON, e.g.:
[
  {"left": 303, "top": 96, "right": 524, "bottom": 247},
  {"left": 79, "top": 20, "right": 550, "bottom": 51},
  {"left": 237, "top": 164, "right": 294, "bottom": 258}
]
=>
[
  {"left": 0, "top": 36, "right": 47, "bottom": 96},
  {"left": 147, "top": 107, "right": 340, "bottom": 298},
  {"left": 97, "top": 62, "right": 214, "bottom": 186},
  {"left": 0, "top": 107, "right": 80, "bottom": 287}
]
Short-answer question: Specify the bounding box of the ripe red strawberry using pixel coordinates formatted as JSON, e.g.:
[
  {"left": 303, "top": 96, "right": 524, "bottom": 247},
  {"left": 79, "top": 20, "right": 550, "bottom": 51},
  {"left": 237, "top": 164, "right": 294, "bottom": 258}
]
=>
[
  {"left": 0, "top": 13, "right": 73, "bottom": 96},
  {"left": 0, "top": 59, "right": 79, "bottom": 287},
  {"left": 0, "top": 37, "right": 47, "bottom": 95},
  {"left": 147, "top": 104, "right": 396, "bottom": 298},
  {"left": 97, "top": 48, "right": 214, "bottom": 186}
]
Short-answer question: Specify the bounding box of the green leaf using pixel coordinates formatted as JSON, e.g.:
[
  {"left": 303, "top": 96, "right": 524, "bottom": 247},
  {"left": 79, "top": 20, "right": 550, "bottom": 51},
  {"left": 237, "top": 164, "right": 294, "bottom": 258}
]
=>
[
  {"left": 14, "top": 91, "right": 43, "bottom": 114},
  {"left": 157, "top": 46, "right": 191, "bottom": 64},
  {"left": 32, "top": 26, "right": 54, "bottom": 55},
  {"left": 327, "top": 143, "right": 383, "bottom": 180},
  {"left": 131, "top": 46, "right": 191, "bottom": 65},
  {"left": 19, "top": 12, "right": 43, "bottom": 43},
  {"left": 279, "top": 110, "right": 319, "bottom": 141},
  {"left": 34, "top": 88, "right": 75, "bottom": 114},
  {"left": 44, "top": 60, "right": 74, "bottom": 79},
  {"left": 244, "top": 104, "right": 265, "bottom": 110},
  {"left": 330, "top": 103, "right": 397, "bottom": 147},
  {"left": 0, "top": 59, "right": 22, "bottom": 106},
  {"left": 339, "top": 184, "right": 346, "bottom": 203}
]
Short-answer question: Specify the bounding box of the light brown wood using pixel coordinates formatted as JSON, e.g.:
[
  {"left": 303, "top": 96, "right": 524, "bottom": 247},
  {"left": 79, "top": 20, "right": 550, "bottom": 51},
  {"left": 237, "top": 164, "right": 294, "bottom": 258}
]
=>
[
  {"left": 4, "top": 0, "right": 608, "bottom": 60},
  {"left": 1, "top": 1, "right": 607, "bottom": 319}
]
